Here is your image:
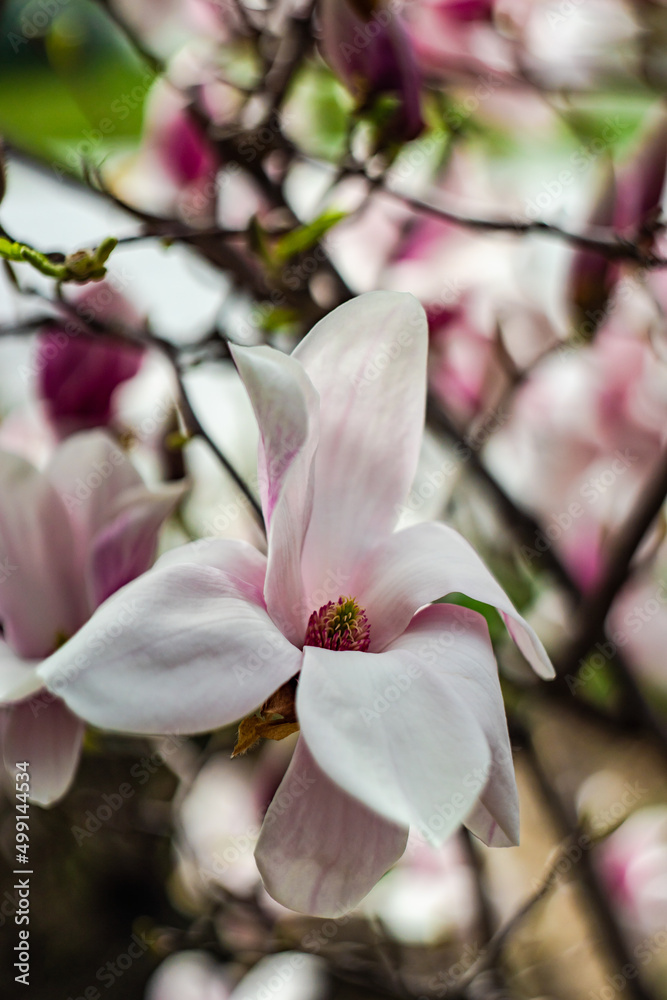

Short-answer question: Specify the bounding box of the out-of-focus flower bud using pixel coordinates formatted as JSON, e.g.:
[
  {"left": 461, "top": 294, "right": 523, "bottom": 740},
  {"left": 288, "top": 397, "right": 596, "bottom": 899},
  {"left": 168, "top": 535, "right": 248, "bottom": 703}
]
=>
[
  {"left": 615, "top": 106, "right": 667, "bottom": 244},
  {"left": 37, "top": 283, "right": 145, "bottom": 437},
  {"left": 567, "top": 168, "right": 617, "bottom": 337},
  {"left": 442, "top": 0, "right": 494, "bottom": 21},
  {"left": 427, "top": 299, "right": 508, "bottom": 422},
  {"left": 158, "top": 107, "right": 218, "bottom": 191},
  {"left": 319, "top": 0, "right": 424, "bottom": 142},
  {"left": 595, "top": 805, "right": 667, "bottom": 940},
  {"left": 109, "top": 83, "right": 220, "bottom": 225}
]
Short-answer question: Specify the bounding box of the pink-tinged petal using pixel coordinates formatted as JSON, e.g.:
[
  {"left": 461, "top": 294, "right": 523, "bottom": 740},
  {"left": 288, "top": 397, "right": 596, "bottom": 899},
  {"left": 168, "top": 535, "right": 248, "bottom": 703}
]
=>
[
  {"left": 3, "top": 697, "right": 83, "bottom": 806},
  {"left": 297, "top": 645, "right": 491, "bottom": 844},
  {"left": 293, "top": 292, "right": 428, "bottom": 605},
  {"left": 386, "top": 604, "right": 519, "bottom": 847},
  {"left": 45, "top": 430, "right": 143, "bottom": 549},
  {"left": 156, "top": 538, "right": 267, "bottom": 603},
  {"left": 160, "top": 111, "right": 218, "bottom": 188},
  {"left": 0, "top": 642, "right": 43, "bottom": 704},
  {"left": 38, "top": 565, "right": 302, "bottom": 735},
  {"left": 463, "top": 799, "right": 515, "bottom": 849},
  {"left": 231, "top": 345, "right": 319, "bottom": 644},
  {"left": 353, "top": 522, "right": 554, "bottom": 678},
  {"left": 256, "top": 738, "right": 408, "bottom": 916},
  {"left": 87, "top": 482, "right": 187, "bottom": 607},
  {"left": 0, "top": 450, "right": 83, "bottom": 657},
  {"left": 0, "top": 402, "right": 57, "bottom": 466}
]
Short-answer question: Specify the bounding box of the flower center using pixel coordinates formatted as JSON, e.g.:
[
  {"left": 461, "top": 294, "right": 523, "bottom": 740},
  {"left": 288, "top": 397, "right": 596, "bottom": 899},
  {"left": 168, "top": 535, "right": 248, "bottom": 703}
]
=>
[
  {"left": 232, "top": 597, "right": 371, "bottom": 757},
  {"left": 304, "top": 595, "right": 371, "bottom": 652}
]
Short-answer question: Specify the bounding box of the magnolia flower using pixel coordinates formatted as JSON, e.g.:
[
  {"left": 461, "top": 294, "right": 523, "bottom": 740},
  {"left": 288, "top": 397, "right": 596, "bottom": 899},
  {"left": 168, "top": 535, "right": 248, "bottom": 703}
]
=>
[
  {"left": 0, "top": 431, "right": 184, "bottom": 805},
  {"left": 40, "top": 292, "right": 553, "bottom": 915}
]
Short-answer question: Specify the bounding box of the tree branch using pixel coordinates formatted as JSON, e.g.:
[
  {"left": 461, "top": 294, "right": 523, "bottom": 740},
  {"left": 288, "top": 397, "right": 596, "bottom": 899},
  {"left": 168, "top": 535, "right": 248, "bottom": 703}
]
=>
[
  {"left": 559, "top": 444, "right": 667, "bottom": 671},
  {"left": 515, "top": 723, "right": 658, "bottom": 1000},
  {"left": 151, "top": 336, "right": 265, "bottom": 529},
  {"left": 379, "top": 180, "right": 667, "bottom": 267}
]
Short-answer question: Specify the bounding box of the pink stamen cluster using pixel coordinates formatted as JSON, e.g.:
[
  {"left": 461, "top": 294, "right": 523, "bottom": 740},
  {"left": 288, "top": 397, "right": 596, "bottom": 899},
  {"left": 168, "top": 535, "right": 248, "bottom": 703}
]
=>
[{"left": 304, "top": 595, "right": 371, "bottom": 652}]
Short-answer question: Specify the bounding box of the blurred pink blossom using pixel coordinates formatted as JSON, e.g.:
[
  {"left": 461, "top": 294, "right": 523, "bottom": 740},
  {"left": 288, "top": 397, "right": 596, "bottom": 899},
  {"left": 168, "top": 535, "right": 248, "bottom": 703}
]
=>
[
  {"left": 427, "top": 299, "right": 509, "bottom": 423},
  {"left": 597, "top": 807, "right": 667, "bottom": 939},
  {"left": 489, "top": 316, "right": 667, "bottom": 592},
  {"left": 111, "top": 82, "right": 220, "bottom": 224},
  {"left": 407, "top": 0, "right": 514, "bottom": 80},
  {"left": 0, "top": 432, "right": 185, "bottom": 805}
]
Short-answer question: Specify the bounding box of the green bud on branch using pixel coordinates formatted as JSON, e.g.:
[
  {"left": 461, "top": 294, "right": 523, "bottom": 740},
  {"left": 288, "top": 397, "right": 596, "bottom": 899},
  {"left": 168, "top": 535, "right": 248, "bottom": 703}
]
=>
[{"left": 0, "top": 235, "right": 118, "bottom": 282}]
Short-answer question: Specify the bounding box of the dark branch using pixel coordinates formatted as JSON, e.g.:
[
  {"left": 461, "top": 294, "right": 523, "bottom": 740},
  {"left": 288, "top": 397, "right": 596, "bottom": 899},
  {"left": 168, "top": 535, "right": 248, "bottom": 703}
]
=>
[
  {"left": 379, "top": 181, "right": 667, "bottom": 267},
  {"left": 152, "top": 336, "right": 265, "bottom": 529}
]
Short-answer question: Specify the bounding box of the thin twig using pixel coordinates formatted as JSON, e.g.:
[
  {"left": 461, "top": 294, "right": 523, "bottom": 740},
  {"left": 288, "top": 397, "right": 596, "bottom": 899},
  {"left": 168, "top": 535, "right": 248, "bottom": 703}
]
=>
[
  {"left": 516, "top": 724, "right": 658, "bottom": 1000},
  {"left": 426, "top": 396, "right": 580, "bottom": 596},
  {"left": 560, "top": 444, "right": 667, "bottom": 671},
  {"left": 114, "top": 227, "right": 247, "bottom": 246},
  {"left": 153, "top": 336, "right": 265, "bottom": 529},
  {"left": 5, "top": 286, "right": 265, "bottom": 531},
  {"left": 378, "top": 180, "right": 667, "bottom": 266},
  {"left": 553, "top": 446, "right": 667, "bottom": 745},
  {"left": 264, "top": 0, "right": 317, "bottom": 116}
]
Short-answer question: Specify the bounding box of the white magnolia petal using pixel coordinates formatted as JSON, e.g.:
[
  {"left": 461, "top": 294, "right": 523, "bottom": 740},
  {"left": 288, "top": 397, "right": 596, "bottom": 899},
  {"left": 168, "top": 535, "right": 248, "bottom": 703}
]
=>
[
  {"left": 232, "top": 344, "right": 319, "bottom": 644},
  {"left": 0, "top": 449, "right": 83, "bottom": 657},
  {"left": 354, "top": 521, "right": 554, "bottom": 678},
  {"left": 297, "top": 645, "right": 491, "bottom": 845},
  {"left": 38, "top": 565, "right": 302, "bottom": 735},
  {"left": 4, "top": 697, "right": 83, "bottom": 806},
  {"left": 156, "top": 538, "right": 267, "bottom": 603},
  {"left": 387, "top": 603, "right": 519, "bottom": 847},
  {"left": 256, "top": 738, "right": 408, "bottom": 916},
  {"left": 86, "top": 481, "right": 187, "bottom": 607},
  {"left": 146, "top": 952, "right": 230, "bottom": 1000},
  {"left": 0, "top": 642, "right": 43, "bottom": 704},
  {"left": 229, "top": 953, "right": 327, "bottom": 1000},
  {"left": 464, "top": 798, "right": 516, "bottom": 848},
  {"left": 293, "top": 292, "right": 428, "bottom": 600},
  {"left": 46, "top": 429, "right": 142, "bottom": 546}
]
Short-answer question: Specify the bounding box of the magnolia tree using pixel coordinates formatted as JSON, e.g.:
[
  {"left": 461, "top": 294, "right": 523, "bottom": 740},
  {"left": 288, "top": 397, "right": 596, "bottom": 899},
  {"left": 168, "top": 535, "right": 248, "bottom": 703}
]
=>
[{"left": 1, "top": 0, "right": 667, "bottom": 998}]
